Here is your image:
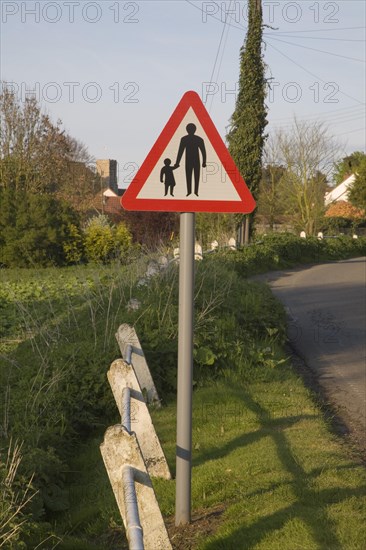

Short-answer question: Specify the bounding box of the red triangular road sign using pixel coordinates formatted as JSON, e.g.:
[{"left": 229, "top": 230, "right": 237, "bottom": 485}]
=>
[{"left": 121, "top": 91, "right": 256, "bottom": 213}]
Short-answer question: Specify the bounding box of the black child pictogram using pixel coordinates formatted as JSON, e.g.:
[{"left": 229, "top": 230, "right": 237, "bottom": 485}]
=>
[{"left": 160, "top": 158, "right": 178, "bottom": 196}]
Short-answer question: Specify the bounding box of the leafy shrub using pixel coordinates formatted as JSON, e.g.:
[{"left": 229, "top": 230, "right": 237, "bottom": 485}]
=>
[
  {"left": 84, "top": 224, "right": 114, "bottom": 263},
  {"left": 195, "top": 213, "right": 237, "bottom": 248},
  {"left": 84, "top": 215, "right": 133, "bottom": 264},
  {"left": 114, "top": 222, "right": 133, "bottom": 260},
  {"left": 122, "top": 211, "right": 178, "bottom": 248},
  {"left": 320, "top": 215, "right": 366, "bottom": 235},
  {"left": 62, "top": 223, "right": 84, "bottom": 264},
  {"left": 0, "top": 188, "right": 82, "bottom": 268},
  {"left": 206, "top": 233, "right": 366, "bottom": 277}
]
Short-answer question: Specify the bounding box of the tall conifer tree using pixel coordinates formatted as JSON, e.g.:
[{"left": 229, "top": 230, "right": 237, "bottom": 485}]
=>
[{"left": 227, "top": 0, "right": 267, "bottom": 240}]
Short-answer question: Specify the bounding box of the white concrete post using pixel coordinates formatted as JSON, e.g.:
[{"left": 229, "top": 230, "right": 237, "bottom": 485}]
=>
[
  {"left": 116, "top": 325, "right": 160, "bottom": 405},
  {"left": 100, "top": 426, "right": 172, "bottom": 550},
  {"left": 107, "top": 359, "right": 171, "bottom": 480}
]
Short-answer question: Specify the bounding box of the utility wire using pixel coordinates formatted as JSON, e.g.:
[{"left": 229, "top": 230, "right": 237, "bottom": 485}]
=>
[
  {"left": 334, "top": 127, "right": 365, "bottom": 137},
  {"left": 185, "top": 0, "right": 365, "bottom": 137},
  {"left": 264, "top": 35, "right": 364, "bottom": 42},
  {"left": 185, "top": 0, "right": 247, "bottom": 32},
  {"left": 205, "top": 0, "right": 233, "bottom": 112},
  {"left": 268, "top": 27, "right": 365, "bottom": 34},
  {"left": 185, "top": 1, "right": 364, "bottom": 35},
  {"left": 271, "top": 116, "right": 365, "bottom": 132},
  {"left": 208, "top": 21, "right": 231, "bottom": 113},
  {"left": 271, "top": 107, "right": 364, "bottom": 123},
  {"left": 270, "top": 112, "right": 365, "bottom": 128},
  {"left": 266, "top": 41, "right": 365, "bottom": 106},
  {"left": 271, "top": 105, "right": 364, "bottom": 122},
  {"left": 266, "top": 36, "right": 365, "bottom": 63}
]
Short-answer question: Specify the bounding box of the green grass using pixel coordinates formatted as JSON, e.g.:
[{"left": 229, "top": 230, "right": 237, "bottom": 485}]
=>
[
  {"left": 48, "top": 435, "right": 127, "bottom": 550},
  {"left": 57, "top": 364, "right": 366, "bottom": 548},
  {"left": 150, "top": 370, "right": 366, "bottom": 549},
  {"left": 1, "top": 249, "right": 366, "bottom": 549}
]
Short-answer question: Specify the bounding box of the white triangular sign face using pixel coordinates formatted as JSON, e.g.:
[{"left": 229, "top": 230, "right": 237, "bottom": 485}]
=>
[
  {"left": 137, "top": 107, "right": 241, "bottom": 201},
  {"left": 121, "top": 91, "right": 256, "bottom": 213}
]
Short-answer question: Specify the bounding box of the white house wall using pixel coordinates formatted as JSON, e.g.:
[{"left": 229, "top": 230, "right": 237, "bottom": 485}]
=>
[{"left": 325, "top": 174, "right": 356, "bottom": 205}]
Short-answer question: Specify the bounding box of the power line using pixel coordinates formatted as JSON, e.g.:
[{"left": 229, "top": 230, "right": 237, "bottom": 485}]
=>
[
  {"left": 268, "top": 26, "right": 365, "bottom": 34},
  {"left": 209, "top": 18, "right": 231, "bottom": 112},
  {"left": 270, "top": 109, "right": 364, "bottom": 125},
  {"left": 334, "top": 127, "right": 365, "bottom": 137},
  {"left": 266, "top": 41, "right": 365, "bottom": 106},
  {"left": 205, "top": 0, "right": 233, "bottom": 112},
  {"left": 185, "top": 0, "right": 365, "bottom": 134},
  {"left": 266, "top": 36, "right": 365, "bottom": 63},
  {"left": 185, "top": 2, "right": 364, "bottom": 36},
  {"left": 185, "top": 0, "right": 247, "bottom": 32},
  {"left": 271, "top": 108, "right": 365, "bottom": 125},
  {"left": 264, "top": 35, "right": 364, "bottom": 42},
  {"left": 271, "top": 105, "right": 364, "bottom": 122},
  {"left": 271, "top": 115, "right": 365, "bottom": 132},
  {"left": 185, "top": 1, "right": 365, "bottom": 55}
]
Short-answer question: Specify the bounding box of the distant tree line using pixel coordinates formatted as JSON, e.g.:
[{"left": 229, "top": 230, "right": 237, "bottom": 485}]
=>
[
  {"left": 1, "top": 81, "right": 364, "bottom": 266},
  {"left": 0, "top": 85, "right": 99, "bottom": 205},
  {"left": 223, "top": 0, "right": 365, "bottom": 238},
  {"left": 0, "top": 84, "right": 179, "bottom": 266},
  {"left": 255, "top": 126, "right": 366, "bottom": 235}
]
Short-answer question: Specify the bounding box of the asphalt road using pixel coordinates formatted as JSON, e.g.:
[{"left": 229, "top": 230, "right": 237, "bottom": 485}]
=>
[{"left": 256, "top": 257, "right": 366, "bottom": 445}]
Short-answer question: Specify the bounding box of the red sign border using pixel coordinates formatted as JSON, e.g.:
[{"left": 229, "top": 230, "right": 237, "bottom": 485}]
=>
[{"left": 121, "top": 91, "right": 256, "bottom": 213}]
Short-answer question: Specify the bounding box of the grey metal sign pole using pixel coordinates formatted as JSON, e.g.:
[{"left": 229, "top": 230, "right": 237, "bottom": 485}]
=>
[{"left": 175, "top": 211, "right": 195, "bottom": 526}]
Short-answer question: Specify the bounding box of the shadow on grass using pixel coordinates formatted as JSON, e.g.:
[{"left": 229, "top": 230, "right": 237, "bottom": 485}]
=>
[
  {"left": 192, "top": 414, "right": 316, "bottom": 468},
  {"left": 195, "top": 387, "right": 365, "bottom": 549}
]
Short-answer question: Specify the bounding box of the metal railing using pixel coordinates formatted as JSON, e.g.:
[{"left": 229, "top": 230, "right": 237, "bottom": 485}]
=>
[
  {"left": 103, "top": 348, "right": 172, "bottom": 549},
  {"left": 122, "top": 386, "right": 131, "bottom": 432},
  {"left": 121, "top": 383, "right": 143, "bottom": 548},
  {"left": 125, "top": 343, "right": 133, "bottom": 365},
  {"left": 122, "top": 465, "right": 144, "bottom": 550}
]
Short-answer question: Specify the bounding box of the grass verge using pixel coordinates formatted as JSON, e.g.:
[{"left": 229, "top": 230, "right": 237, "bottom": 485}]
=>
[
  {"left": 1, "top": 240, "right": 365, "bottom": 548},
  {"left": 51, "top": 361, "right": 366, "bottom": 549},
  {"left": 150, "top": 366, "right": 366, "bottom": 549}
]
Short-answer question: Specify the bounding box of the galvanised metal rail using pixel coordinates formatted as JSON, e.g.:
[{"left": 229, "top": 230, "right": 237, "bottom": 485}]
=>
[
  {"left": 103, "top": 337, "right": 172, "bottom": 549},
  {"left": 122, "top": 386, "right": 131, "bottom": 432},
  {"left": 121, "top": 382, "right": 143, "bottom": 548},
  {"left": 125, "top": 343, "right": 133, "bottom": 365},
  {"left": 122, "top": 465, "right": 144, "bottom": 550}
]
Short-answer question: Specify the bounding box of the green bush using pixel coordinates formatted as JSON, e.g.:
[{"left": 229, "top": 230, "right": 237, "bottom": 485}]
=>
[
  {"left": 62, "top": 223, "right": 84, "bottom": 264},
  {"left": 84, "top": 222, "right": 115, "bottom": 264},
  {"left": 0, "top": 188, "right": 82, "bottom": 268},
  {"left": 206, "top": 233, "right": 366, "bottom": 277},
  {"left": 114, "top": 222, "right": 133, "bottom": 260},
  {"left": 0, "top": 441, "right": 49, "bottom": 549},
  {"left": 84, "top": 215, "right": 133, "bottom": 264},
  {"left": 195, "top": 213, "right": 237, "bottom": 247},
  {"left": 320, "top": 216, "right": 366, "bottom": 235}
]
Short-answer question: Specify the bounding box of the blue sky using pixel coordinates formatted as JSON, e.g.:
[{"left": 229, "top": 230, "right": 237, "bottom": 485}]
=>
[{"left": 1, "top": 0, "right": 365, "bottom": 188}]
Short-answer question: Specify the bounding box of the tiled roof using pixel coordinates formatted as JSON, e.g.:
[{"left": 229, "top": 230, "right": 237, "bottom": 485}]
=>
[{"left": 90, "top": 188, "right": 123, "bottom": 217}]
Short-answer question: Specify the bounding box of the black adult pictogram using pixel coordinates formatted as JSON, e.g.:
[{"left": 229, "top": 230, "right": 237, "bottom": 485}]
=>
[
  {"left": 160, "top": 158, "right": 178, "bottom": 196},
  {"left": 175, "top": 123, "right": 207, "bottom": 196}
]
